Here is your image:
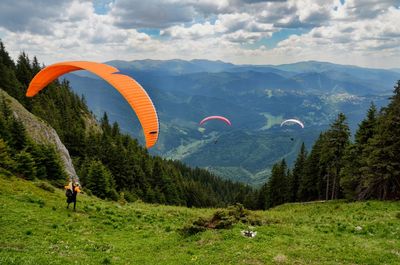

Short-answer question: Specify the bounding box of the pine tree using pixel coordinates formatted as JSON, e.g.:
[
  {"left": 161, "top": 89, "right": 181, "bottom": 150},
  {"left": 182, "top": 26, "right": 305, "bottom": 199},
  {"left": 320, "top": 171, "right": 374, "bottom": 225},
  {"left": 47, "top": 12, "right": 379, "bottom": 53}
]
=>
[
  {"left": 0, "top": 95, "right": 13, "bottom": 143},
  {"left": 100, "top": 112, "right": 111, "bottom": 134},
  {"left": 0, "top": 41, "right": 15, "bottom": 69},
  {"left": 360, "top": 81, "right": 400, "bottom": 199},
  {"left": 257, "top": 182, "right": 269, "bottom": 210},
  {"left": 29, "top": 143, "right": 48, "bottom": 180},
  {"left": 41, "top": 145, "right": 68, "bottom": 186},
  {"left": 0, "top": 139, "right": 15, "bottom": 170},
  {"left": 8, "top": 117, "right": 28, "bottom": 151},
  {"left": 355, "top": 103, "right": 378, "bottom": 146},
  {"left": 320, "top": 113, "right": 350, "bottom": 200},
  {"left": 0, "top": 41, "right": 20, "bottom": 98},
  {"left": 266, "top": 159, "right": 289, "bottom": 208},
  {"left": 16, "top": 52, "right": 32, "bottom": 86},
  {"left": 341, "top": 103, "right": 378, "bottom": 199},
  {"left": 0, "top": 95, "right": 12, "bottom": 118},
  {"left": 339, "top": 144, "right": 359, "bottom": 199},
  {"left": 31, "top": 56, "right": 41, "bottom": 75},
  {"left": 84, "top": 160, "right": 116, "bottom": 199},
  {"left": 298, "top": 133, "right": 326, "bottom": 201},
  {"left": 15, "top": 150, "right": 37, "bottom": 180},
  {"left": 289, "top": 143, "right": 307, "bottom": 202}
]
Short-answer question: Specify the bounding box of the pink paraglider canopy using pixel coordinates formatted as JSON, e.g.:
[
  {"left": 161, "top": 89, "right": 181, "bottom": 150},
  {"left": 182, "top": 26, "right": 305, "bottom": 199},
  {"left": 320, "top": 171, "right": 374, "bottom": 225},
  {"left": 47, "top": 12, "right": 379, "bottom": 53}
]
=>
[{"left": 199, "top": 116, "right": 232, "bottom": 126}]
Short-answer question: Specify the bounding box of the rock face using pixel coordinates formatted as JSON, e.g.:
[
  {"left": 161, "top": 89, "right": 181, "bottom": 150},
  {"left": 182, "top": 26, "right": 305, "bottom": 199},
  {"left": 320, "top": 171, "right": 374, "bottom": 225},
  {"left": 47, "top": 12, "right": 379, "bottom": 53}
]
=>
[{"left": 0, "top": 89, "right": 77, "bottom": 179}]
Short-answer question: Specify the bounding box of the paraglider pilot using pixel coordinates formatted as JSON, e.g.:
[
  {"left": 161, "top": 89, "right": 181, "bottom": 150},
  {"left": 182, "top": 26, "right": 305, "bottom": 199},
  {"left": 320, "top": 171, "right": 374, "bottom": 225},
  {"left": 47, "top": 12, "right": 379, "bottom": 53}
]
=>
[{"left": 65, "top": 179, "right": 81, "bottom": 211}]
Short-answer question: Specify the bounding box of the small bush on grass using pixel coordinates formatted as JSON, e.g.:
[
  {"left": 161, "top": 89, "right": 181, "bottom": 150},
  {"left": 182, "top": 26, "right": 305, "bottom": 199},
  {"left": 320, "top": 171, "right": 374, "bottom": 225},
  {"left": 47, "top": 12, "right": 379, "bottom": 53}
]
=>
[
  {"left": 83, "top": 188, "right": 93, "bottom": 196},
  {"left": 35, "top": 181, "right": 55, "bottom": 193},
  {"left": 118, "top": 192, "right": 127, "bottom": 205},
  {"left": 182, "top": 203, "right": 264, "bottom": 235}
]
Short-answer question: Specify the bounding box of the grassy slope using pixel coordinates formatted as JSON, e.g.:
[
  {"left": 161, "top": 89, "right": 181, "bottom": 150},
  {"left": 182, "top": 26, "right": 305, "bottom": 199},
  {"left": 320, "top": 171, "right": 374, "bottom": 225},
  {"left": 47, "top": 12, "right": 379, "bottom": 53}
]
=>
[{"left": 0, "top": 174, "right": 399, "bottom": 265}]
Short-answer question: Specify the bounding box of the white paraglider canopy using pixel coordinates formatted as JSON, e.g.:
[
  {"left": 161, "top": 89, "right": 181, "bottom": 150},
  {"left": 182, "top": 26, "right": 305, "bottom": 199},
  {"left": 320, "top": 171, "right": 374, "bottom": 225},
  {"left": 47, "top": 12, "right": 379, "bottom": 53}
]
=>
[{"left": 280, "top": 119, "right": 304, "bottom": 128}]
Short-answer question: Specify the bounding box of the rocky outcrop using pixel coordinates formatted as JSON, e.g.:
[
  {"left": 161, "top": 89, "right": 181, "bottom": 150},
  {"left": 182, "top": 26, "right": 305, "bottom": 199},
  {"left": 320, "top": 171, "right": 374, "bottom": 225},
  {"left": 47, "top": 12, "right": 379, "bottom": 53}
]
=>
[{"left": 0, "top": 89, "right": 77, "bottom": 179}]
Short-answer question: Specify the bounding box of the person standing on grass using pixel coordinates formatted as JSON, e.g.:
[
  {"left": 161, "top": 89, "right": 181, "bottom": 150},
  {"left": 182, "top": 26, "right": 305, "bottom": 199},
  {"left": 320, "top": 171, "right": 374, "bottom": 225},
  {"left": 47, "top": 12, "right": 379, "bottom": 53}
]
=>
[{"left": 65, "top": 180, "right": 81, "bottom": 211}]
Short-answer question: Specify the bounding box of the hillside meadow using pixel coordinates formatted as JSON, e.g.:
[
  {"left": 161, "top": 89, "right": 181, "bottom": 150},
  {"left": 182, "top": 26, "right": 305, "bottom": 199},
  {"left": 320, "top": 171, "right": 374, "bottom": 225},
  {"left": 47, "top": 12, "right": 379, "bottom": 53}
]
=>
[{"left": 0, "top": 174, "right": 399, "bottom": 265}]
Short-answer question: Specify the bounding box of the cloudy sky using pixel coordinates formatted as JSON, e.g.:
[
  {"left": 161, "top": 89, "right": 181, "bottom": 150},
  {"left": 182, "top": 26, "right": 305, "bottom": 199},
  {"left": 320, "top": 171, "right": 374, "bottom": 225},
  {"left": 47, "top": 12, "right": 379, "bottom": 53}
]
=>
[{"left": 0, "top": 0, "right": 399, "bottom": 68}]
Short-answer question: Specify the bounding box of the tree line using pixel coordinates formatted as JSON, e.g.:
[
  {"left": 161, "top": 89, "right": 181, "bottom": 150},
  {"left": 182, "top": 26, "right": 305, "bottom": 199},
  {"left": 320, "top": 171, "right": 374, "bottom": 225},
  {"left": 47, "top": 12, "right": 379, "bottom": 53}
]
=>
[
  {"left": 258, "top": 82, "right": 400, "bottom": 209},
  {"left": 0, "top": 40, "right": 257, "bottom": 208}
]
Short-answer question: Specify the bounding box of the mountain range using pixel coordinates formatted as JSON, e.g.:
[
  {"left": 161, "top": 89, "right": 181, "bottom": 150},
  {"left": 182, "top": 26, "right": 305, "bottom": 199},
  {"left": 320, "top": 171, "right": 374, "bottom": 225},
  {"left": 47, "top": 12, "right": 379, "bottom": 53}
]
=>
[{"left": 65, "top": 60, "right": 398, "bottom": 186}]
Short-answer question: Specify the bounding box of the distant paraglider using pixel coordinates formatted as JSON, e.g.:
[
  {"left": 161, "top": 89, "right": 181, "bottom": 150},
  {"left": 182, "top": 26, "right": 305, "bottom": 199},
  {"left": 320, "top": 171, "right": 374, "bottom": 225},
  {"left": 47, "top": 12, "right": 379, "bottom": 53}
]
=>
[
  {"left": 280, "top": 119, "right": 304, "bottom": 129},
  {"left": 199, "top": 116, "right": 231, "bottom": 145},
  {"left": 26, "top": 61, "right": 159, "bottom": 148},
  {"left": 199, "top": 116, "right": 232, "bottom": 126}
]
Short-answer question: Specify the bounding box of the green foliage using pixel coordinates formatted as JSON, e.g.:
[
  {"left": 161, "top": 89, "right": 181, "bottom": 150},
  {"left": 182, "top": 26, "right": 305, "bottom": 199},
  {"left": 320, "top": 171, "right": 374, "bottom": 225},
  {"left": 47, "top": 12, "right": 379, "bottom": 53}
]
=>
[
  {"left": 35, "top": 181, "right": 55, "bottom": 193},
  {"left": 118, "top": 192, "right": 128, "bottom": 205},
  {"left": 358, "top": 81, "right": 400, "bottom": 200},
  {"left": 259, "top": 159, "right": 289, "bottom": 209},
  {"left": 8, "top": 117, "right": 28, "bottom": 151},
  {"left": 15, "top": 150, "right": 36, "bottom": 180},
  {"left": 320, "top": 113, "right": 350, "bottom": 200},
  {"left": 182, "top": 203, "right": 262, "bottom": 235},
  {"left": 0, "top": 138, "right": 15, "bottom": 170},
  {"left": 16, "top": 52, "right": 32, "bottom": 87},
  {"left": 82, "top": 159, "right": 117, "bottom": 200},
  {"left": 289, "top": 142, "right": 307, "bottom": 202},
  {"left": 340, "top": 103, "right": 379, "bottom": 200},
  {"left": 0, "top": 93, "right": 68, "bottom": 186},
  {"left": 284, "top": 85, "right": 399, "bottom": 204},
  {"left": 28, "top": 144, "right": 68, "bottom": 186},
  {"left": 340, "top": 144, "right": 361, "bottom": 200}
]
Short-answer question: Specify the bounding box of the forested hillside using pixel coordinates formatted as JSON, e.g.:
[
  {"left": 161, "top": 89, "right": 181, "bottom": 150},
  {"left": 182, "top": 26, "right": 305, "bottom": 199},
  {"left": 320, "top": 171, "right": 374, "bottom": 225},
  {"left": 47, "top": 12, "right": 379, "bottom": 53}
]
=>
[
  {"left": 66, "top": 58, "right": 395, "bottom": 185},
  {"left": 259, "top": 82, "right": 400, "bottom": 209},
  {"left": 0, "top": 41, "right": 257, "bottom": 209}
]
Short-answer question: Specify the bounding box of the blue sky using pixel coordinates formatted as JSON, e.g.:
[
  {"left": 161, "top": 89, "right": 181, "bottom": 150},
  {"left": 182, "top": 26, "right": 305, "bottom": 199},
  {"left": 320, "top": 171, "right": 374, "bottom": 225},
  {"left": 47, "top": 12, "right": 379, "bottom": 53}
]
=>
[
  {"left": 93, "top": 0, "right": 115, "bottom": 14},
  {"left": 246, "top": 28, "right": 311, "bottom": 49},
  {"left": 0, "top": 0, "right": 399, "bottom": 68}
]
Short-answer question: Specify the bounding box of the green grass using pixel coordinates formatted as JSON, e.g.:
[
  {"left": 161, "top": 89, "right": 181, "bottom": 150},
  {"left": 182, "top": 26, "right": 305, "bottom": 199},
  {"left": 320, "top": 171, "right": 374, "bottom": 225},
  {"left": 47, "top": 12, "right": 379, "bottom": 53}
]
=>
[{"left": 0, "top": 174, "right": 399, "bottom": 265}]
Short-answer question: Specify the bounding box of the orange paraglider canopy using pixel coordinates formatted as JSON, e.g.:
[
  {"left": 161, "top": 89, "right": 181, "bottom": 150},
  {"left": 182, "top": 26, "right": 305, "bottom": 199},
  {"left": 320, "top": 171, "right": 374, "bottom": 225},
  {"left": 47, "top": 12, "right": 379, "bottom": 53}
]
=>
[{"left": 26, "top": 61, "right": 159, "bottom": 148}]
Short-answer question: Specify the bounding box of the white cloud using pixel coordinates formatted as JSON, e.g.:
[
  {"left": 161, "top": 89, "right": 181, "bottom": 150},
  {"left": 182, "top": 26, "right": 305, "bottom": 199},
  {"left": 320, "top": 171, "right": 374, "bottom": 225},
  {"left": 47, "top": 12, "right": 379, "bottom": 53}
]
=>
[
  {"left": 333, "top": 0, "right": 400, "bottom": 20},
  {"left": 273, "top": 5, "right": 400, "bottom": 68},
  {"left": 0, "top": 0, "right": 71, "bottom": 35},
  {"left": 161, "top": 12, "right": 274, "bottom": 43},
  {"left": 2, "top": 0, "right": 155, "bottom": 63},
  {"left": 110, "top": 0, "right": 195, "bottom": 29},
  {"left": 0, "top": 0, "right": 399, "bottom": 68}
]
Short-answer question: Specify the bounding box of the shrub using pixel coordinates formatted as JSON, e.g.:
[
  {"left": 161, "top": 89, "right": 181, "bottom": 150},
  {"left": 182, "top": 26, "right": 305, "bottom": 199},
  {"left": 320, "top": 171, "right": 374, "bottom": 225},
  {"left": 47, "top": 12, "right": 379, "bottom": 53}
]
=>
[
  {"left": 123, "top": 191, "right": 138, "bottom": 202},
  {"left": 0, "top": 167, "right": 13, "bottom": 177},
  {"left": 35, "top": 181, "right": 55, "bottom": 193},
  {"left": 15, "top": 151, "right": 36, "bottom": 180},
  {"left": 109, "top": 189, "right": 119, "bottom": 201},
  {"left": 182, "top": 203, "right": 264, "bottom": 235},
  {"left": 83, "top": 188, "right": 93, "bottom": 196},
  {"left": 118, "top": 192, "right": 127, "bottom": 205},
  {"left": 102, "top": 257, "right": 111, "bottom": 265}
]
